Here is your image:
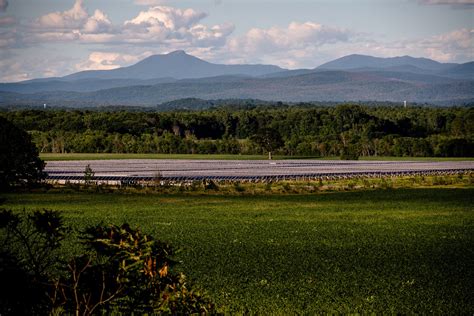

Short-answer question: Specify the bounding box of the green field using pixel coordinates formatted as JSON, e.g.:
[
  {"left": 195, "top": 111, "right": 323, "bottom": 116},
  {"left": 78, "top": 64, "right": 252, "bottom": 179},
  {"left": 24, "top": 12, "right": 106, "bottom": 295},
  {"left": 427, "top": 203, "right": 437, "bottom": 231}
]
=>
[
  {"left": 2, "top": 188, "right": 473, "bottom": 313},
  {"left": 40, "top": 152, "right": 474, "bottom": 161}
]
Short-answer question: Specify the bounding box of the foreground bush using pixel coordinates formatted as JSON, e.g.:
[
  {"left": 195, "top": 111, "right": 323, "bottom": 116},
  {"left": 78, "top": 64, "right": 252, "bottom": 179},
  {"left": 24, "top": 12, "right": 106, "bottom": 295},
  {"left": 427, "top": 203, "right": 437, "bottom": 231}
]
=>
[{"left": 0, "top": 209, "right": 216, "bottom": 315}]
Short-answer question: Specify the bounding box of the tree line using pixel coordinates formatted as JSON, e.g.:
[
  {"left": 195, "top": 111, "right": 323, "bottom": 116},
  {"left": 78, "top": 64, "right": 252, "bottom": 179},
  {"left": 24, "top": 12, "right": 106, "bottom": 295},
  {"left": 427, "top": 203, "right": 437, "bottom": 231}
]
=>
[{"left": 2, "top": 104, "right": 473, "bottom": 157}]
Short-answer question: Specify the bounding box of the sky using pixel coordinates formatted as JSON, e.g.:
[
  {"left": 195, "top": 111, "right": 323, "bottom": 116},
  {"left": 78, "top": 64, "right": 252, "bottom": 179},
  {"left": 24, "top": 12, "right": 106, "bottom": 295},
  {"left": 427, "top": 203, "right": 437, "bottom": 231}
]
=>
[{"left": 0, "top": 0, "right": 472, "bottom": 82}]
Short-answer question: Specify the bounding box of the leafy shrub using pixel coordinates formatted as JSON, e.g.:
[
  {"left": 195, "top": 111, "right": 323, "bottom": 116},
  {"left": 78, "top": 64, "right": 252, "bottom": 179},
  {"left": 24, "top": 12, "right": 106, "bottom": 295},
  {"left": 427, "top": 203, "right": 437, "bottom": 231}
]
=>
[
  {"left": 340, "top": 146, "right": 359, "bottom": 160},
  {"left": 379, "top": 178, "right": 393, "bottom": 189},
  {"left": 204, "top": 180, "right": 219, "bottom": 191},
  {"left": 264, "top": 182, "right": 272, "bottom": 192},
  {"left": 0, "top": 209, "right": 216, "bottom": 315},
  {"left": 233, "top": 182, "right": 246, "bottom": 192},
  {"left": 282, "top": 183, "right": 292, "bottom": 192}
]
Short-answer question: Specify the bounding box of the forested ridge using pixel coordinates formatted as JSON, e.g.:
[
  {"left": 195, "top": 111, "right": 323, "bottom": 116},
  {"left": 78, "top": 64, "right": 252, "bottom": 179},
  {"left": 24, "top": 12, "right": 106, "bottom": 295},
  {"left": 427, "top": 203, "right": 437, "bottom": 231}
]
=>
[{"left": 2, "top": 104, "right": 473, "bottom": 157}]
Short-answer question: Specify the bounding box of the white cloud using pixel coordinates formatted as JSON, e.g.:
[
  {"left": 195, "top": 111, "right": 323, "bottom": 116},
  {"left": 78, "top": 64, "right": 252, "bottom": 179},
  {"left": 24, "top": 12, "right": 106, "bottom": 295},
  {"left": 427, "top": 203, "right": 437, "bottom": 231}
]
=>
[
  {"left": 416, "top": 28, "right": 473, "bottom": 61},
  {"left": 220, "top": 22, "right": 351, "bottom": 68},
  {"left": 227, "top": 22, "right": 350, "bottom": 56},
  {"left": 211, "top": 23, "right": 473, "bottom": 68},
  {"left": 75, "top": 51, "right": 152, "bottom": 71},
  {"left": 0, "top": 0, "right": 8, "bottom": 12},
  {"left": 33, "top": 0, "right": 114, "bottom": 43},
  {"left": 117, "top": 6, "right": 234, "bottom": 47},
  {"left": 188, "top": 22, "right": 234, "bottom": 46},
  {"left": 37, "top": 0, "right": 89, "bottom": 30},
  {"left": 23, "top": 2, "right": 233, "bottom": 48},
  {"left": 83, "top": 10, "right": 114, "bottom": 34},
  {"left": 134, "top": 0, "right": 166, "bottom": 5},
  {"left": 125, "top": 6, "right": 206, "bottom": 30}
]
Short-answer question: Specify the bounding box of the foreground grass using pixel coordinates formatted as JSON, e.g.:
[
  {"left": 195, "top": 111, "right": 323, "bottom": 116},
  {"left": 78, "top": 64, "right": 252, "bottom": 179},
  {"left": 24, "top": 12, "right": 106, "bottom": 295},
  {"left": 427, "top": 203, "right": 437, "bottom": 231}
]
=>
[
  {"left": 2, "top": 188, "right": 473, "bottom": 313},
  {"left": 40, "top": 152, "right": 474, "bottom": 161}
]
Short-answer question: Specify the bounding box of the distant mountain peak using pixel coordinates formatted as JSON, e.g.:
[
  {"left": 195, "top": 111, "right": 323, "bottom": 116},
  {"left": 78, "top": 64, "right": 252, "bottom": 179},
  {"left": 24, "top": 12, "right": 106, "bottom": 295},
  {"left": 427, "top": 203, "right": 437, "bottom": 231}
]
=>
[
  {"left": 141, "top": 50, "right": 194, "bottom": 62},
  {"left": 317, "top": 54, "right": 454, "bottom": 72},
  {"left": 62, "top": 50, "right": 283, "bottom": 81},
  {"left": 167, "top": 50, "right": 187, "bottom": 55}
]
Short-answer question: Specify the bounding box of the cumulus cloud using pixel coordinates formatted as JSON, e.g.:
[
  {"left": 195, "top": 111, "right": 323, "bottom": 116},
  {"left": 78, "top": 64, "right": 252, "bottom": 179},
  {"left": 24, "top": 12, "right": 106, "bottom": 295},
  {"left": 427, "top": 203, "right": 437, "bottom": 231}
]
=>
[
  {"left": 416, "top": 28, "right": 473, "bottom": 61},
  {"left": 118, "top": 6, "right": 234, "bottom": 46},
  {"left": 33, "top": 0, "right": 114, "bottom": 43},
  {"left": 83, "top": 10, "right": 114, "bottom": 34},
  {"left": 227, "top": 22, "right": 350, "bottom": 56},
  {"left": 213, "top": 22, "right": 473, "bottom": 68},
  {"left": 219, "top": 22, "right": 351, "bottom": 67},
  {"left": 0, "top": 0, "right": 8, "bottom": 12},
  {"left": 75, "top": 51, "right": 152, "bottom": 71},
  {"left": 24, "top": 2, "right": 233, "bottom": 48},
  {"left": 37, "top": 0, "right": 89, "bottom": 29},
  {"left": 125, "top": 6, "right": 206, "bottom": 30}
]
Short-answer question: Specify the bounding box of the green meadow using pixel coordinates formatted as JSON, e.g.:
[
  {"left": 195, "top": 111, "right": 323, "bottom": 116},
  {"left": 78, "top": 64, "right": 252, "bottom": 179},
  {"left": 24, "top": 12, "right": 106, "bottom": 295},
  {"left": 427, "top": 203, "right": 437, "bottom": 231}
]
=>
[{"left": 2, "top": 187, "right": 473, "bottom": 314}]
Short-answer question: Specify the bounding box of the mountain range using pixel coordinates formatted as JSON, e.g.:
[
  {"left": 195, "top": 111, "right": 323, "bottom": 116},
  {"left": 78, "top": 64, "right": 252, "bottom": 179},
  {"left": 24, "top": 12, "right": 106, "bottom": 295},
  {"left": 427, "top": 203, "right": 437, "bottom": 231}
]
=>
[{"left": 0, "top": 51, "right": 473, "bottom": 107}]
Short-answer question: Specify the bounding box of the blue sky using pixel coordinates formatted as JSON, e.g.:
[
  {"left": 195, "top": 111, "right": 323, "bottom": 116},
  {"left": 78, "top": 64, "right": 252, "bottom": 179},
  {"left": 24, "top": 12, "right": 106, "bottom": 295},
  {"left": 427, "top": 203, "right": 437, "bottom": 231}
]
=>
[{"left": 0, "top": 0, "right": 472, "bottom": 81}]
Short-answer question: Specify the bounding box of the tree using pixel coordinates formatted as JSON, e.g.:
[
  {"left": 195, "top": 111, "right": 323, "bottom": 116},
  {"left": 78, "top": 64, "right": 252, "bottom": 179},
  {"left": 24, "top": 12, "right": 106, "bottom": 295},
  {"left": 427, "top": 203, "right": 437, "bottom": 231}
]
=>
[
  {"left": 251, "top": 128, "right": 284, "bottom": 159},
  {"left": 84, "top": 164, "right": 95, "bottom": 185},
  {"left": 0, "top": 117, "right": 45, "bottom": 190}
]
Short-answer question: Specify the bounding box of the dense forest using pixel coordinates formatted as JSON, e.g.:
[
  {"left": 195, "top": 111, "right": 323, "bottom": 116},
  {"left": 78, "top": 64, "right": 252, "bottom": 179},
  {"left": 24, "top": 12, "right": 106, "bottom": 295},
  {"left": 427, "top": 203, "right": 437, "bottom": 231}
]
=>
[{"left": 2, "top": 104, "right": 473, "bottom": 157}]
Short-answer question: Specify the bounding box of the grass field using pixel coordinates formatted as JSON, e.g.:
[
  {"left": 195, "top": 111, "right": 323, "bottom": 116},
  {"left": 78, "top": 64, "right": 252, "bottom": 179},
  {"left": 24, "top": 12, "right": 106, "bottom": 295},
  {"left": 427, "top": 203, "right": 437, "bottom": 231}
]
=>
[
  {"left": 39, "top": 152, "right": 474, "bottom": 161},
  {"left": 2, "top": 188, "right": 473, "bottom": 313}
]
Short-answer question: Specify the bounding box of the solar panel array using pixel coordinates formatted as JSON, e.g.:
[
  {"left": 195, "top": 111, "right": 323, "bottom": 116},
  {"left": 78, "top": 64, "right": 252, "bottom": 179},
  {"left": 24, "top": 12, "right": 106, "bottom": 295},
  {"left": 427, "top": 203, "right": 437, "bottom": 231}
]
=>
[{"left": 44, "top": 159, "right": 474, "bottom": 183}]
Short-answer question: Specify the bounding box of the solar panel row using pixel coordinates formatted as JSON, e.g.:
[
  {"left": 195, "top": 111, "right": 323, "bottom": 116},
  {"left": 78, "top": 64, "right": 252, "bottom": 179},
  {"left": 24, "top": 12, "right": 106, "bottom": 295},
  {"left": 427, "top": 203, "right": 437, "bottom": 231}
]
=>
[{"left": 44, "top": 159, "right": 474, "bottom": 183}]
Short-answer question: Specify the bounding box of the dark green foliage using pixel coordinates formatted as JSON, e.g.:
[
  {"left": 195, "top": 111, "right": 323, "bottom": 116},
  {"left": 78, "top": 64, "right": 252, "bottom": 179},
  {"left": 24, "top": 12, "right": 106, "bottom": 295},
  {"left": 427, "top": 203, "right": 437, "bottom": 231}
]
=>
[
  {"left": 0, "top": 209, "right": 67, "bottom": 315},
  {"left": 0, "top": 209, "right": 216, "bottom": 315},
  {"left": 204, "top": 179, "right": 219, "bottom": 191},
  {"left": 233, "top": 182, "right": 245, "bottom": 192},
  {"left": 1, "top": 104, "right": 473, "bottom": 157},
  {"left": 340, "top": 145, "right": 360, "bottom": 160},
  {"left": 250, "top": 127, "right": 284, "bottom": 158},
  {"left": 0, "top": 117, "right": 45, "bottom": 190},
  {"left": 83, "top": 163, "right": 95, "bottom": 185}
]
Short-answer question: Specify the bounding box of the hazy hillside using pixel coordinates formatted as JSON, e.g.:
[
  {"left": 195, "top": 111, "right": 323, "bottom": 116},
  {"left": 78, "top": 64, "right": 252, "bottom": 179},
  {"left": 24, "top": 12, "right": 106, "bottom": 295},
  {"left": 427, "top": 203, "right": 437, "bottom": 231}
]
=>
[
  {"left": 0, "top": 78, "right": 177, "bottom": 93},
  {"left": 0, "top": 52, "right": 472, "bottom": 106},
  {"left": 1, "top": 71, "right": 473, "bottom": 107},
  {"left": 439, "top": 62, "right": 474, "bottom": 80}
]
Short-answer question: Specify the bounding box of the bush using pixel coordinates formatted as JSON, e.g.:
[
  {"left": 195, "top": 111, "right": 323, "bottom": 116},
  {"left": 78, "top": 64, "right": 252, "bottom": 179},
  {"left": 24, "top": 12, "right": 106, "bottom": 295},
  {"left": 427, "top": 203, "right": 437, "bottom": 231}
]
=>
[
  {"left": 0, "top": 209, "right": 216, "bottom": 315},
  {"left": 339, "top": 146, "right": 359, "bottom": 160},
  {"left": 204, "top": 180, "right": 219, "bottom": 191},
  {"left": 233, "top": 182, "right": 246, "bottom": 192}
]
